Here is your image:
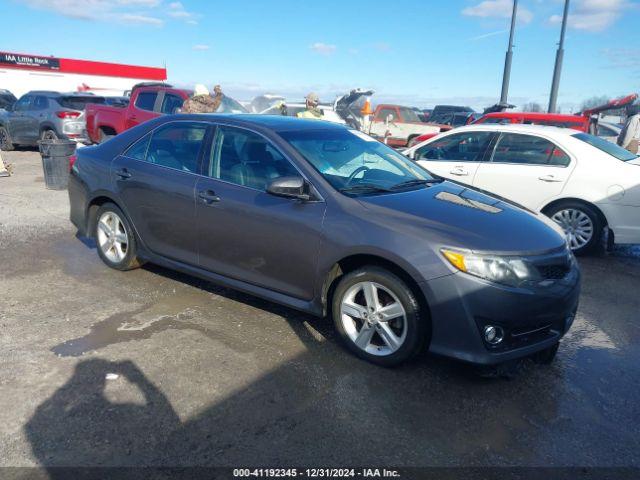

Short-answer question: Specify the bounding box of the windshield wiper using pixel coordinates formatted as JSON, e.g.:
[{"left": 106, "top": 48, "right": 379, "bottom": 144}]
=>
[
  {"left": 339, "top": 183, "right": 393, "bottom": 195},
  {"left": 390, "top": 178, "right": 441, "bottom": 190}
]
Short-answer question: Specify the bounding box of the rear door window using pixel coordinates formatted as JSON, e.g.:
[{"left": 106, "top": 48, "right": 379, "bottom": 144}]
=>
[
  {"left": 58, "top": 96, "right": 105, "bottom": 110},
  {"left": 160, "top": 93, "right": 184, "bottom": 114},
  {"left": 415, "top": 131, "right": 494, "bottom": 162},
  {"left": 33, "top": 96, "right": 49, "bottom": 110},
  {"left": 134, "top": 92, "right": 158, "bottom": 112},
  {"left": 124, "top": 133, "right": 151, "bottom": 160},
  {"left": 491, "top": 133, "right": 570, "bottom": 166},
  {"left": 145, "top": 122, "right": 207, "bottom": 172}
]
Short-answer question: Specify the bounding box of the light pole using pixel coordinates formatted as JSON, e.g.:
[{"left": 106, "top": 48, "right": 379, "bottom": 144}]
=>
[
  {"left": 499, "top": 0, "right": 519, "bottom": 105},
  {"left": 548, "top": 0, "right": 570, "bottom": 113}
]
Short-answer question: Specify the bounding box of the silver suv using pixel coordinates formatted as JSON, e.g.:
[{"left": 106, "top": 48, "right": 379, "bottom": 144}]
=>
[{"left": 0, "top": 91, "right": 105, "bottom": 150}]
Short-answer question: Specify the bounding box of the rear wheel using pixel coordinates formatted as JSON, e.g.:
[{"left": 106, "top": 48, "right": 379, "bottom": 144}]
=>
[
  {"left": 99, "top": 128, "right": 114, "bottom": 144},
  {"left": 545, "top": 201, "right": 603, "bottom": 256},
  {"left": 95, "top": 203, "right": 142, "bottom": 271},
  {"left": 40, "top": 129, "right": 58, "bottom": 141},
  {"left": 332, "top": 267, "right": 426, "bottom": 367},
  {"left": 0, "top": 126, "right": 14, "bottom": 151}
]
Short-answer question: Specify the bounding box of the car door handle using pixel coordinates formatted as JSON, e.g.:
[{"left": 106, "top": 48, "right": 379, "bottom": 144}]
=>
[
  {"left": 538, "top": 174, "right": 563, "bottom": 183},
  {"left": 450, "top": 167, "right": 469, "bottom": 176},
  {"left": 116, "top": 168, "right": 132, "bottom": 179},
  {"left": 198, "top": 190, "right": 220, "bottom": 204}
]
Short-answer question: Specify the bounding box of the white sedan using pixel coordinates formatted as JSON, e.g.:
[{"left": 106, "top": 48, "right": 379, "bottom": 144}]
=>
[{"left": 404, "top": 124, "right": 640, "bottom": 254}]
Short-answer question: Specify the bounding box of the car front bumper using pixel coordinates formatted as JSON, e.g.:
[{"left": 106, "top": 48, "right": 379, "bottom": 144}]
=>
[{"left": 420, "top": 268, "right": 581, "bottom": 365}]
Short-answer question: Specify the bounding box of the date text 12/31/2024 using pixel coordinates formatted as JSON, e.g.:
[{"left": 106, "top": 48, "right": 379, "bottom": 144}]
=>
[{"left": 233, "top": 469, "right": 401, "bottom": 478}]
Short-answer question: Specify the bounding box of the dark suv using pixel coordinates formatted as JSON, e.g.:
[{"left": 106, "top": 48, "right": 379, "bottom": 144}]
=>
[
  {"left": 0, "top": 91, "right": 105, "bottom": 150},
  {"left": 69, "top": 115, "right": 580, "bottom": 368}
]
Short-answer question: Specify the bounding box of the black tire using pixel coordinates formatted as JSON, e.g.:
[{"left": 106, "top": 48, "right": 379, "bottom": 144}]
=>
[
  {"left": 545, "top": 201, "right": 604, "bottom": 256},
  {"left": 40, "top": 129, "right": 58, "bottom": 141},
  {"left": 0, "top": 126, "right": 14, "bottom": 151},
  {"left": 95, "top": 203, "right": 143, "bottom": 271},
  {"left": 332, "top": 267, "right": 427, "bottom": 367},
  {"left": 99, "top": 129, "right": 114, "bottom": 144},
  {"left": 532, "top": 342, "right": 559, "bottom": 365}
]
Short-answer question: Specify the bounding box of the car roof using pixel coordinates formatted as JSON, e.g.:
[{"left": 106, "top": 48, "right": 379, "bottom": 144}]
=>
[
  {"left": 482, "top": 111, "right": 585, "bottom": 120},
  {"left": 449, "top": 123, "right": 580, "bottom": 137},
  {"left": 170, "top": 113, "right": 349, "bottom": 132}
]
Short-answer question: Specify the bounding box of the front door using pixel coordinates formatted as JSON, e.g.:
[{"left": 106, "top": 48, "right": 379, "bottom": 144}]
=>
[
  {"left": 111, "top": 121, "right": 209, "bottom": 265},
  {"left": 196, "top": 125, "right": 326, "bottom": 300},
  {"left": 472, "top": 132, "right": 576, "bottom": 210},
  {"left": 7, "top": 95, "right": 33, "bottom": 142},
  {"left": 414, "top": 130, "right": 495, "bottom": 186}
]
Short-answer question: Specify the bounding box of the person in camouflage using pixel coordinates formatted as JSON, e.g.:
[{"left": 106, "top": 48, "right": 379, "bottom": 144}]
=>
[{"left": 181, "top": 84, "right": 223, "bottom": 114}]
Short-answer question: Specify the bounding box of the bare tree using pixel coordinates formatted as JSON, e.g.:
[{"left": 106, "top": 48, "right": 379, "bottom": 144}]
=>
[
  {"left": 579, "top": 95, "right": 609, "bottom": 112},
  {"left": 522, "top": 102, "right": 543, "bottom": 112}
]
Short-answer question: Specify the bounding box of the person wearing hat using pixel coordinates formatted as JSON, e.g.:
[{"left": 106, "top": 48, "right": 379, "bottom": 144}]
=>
[
  {"left": 181, "top": 84, "right": 223, "bottom": 114},
  {"left": 617, "top": 104, "right": 640, "bottom": 154},
  {"left": 297, "top": 92, "right": 323, "bottom": 119}
]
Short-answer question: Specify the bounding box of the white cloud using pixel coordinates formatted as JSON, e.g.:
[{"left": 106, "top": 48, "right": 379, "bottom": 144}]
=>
[
  {"left": 469, "top": 29, "right": 509, "bottom": 40},
  {"left": 549, "top": 0, "right": 630, "bottom": 32},
  {"left": 16, "top": 0, "right": 201, "bottom": 26},
  {"left": 192, "top": 44, "right": 210, "bottom": 51},
  {"left": 309, "top": 42, "right": 337, "bottom": 56},
  {"left": 463, "top": 0, "right": 534, "bottom": 24}
]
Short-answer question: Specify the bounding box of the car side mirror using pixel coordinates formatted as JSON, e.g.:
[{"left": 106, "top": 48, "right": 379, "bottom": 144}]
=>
[{"left": 266, "top": 176, "right": 311, "bottom": 201}]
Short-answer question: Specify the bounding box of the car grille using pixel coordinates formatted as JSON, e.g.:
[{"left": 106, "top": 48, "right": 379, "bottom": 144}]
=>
[{"left": 537, "top": 263, "right": 571, "bottom": 280}]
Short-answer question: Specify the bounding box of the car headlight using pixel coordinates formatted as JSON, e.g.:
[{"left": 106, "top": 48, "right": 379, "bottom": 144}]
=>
[{"left": 441, "top": 248, "right": 539, "bottom": 288}]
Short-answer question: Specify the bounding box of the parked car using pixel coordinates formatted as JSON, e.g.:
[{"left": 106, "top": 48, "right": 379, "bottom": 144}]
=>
[
  {"left": 0, "top": 91, "right": 106, "bottom": 149},
  {"left": 85, "top": 84, "right": 247, "bottom": 143},
  {"left": 69, "top": 114, "right": 579, "bottom": 367},
  {"left": 429, "top": 105, "right": 475, "bottom": 124},
  {"left": 406, "top": 112, "right": 483, "bottom": 147},
  {"left": 405, "top": 124, "right": 640, "bottom": 255},
  {"left": 367, "top": 104, "right": 445, "bottom": 147},
  {"left": 473, "top": 111, "right": 590, "bottom": 132},
  {"left": 0, "top": 89, "right": 17, "bottom": 110}
]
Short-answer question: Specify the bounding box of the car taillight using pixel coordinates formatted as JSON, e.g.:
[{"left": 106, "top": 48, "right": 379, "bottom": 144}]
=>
[
  {"left": 56, "top": 111, "right": 81, "bottom": 119},
  {"left": 69, "top": 154, "right": 77, "bottom": 171}
]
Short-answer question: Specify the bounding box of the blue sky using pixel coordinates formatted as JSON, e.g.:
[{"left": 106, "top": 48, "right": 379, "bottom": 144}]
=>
[{"left": 3, "top": 0, "right": 639, "bottom": 111}]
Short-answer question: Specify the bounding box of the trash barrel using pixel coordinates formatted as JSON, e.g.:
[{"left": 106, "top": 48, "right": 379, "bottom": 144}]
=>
[{"left": 38, "top": 139, "right": 76, "bottom": 190}]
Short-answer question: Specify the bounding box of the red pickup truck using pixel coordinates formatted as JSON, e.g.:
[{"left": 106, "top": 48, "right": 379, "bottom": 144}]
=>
[{"left": 86, "top": 84, "right": 189, "bottom": 143}]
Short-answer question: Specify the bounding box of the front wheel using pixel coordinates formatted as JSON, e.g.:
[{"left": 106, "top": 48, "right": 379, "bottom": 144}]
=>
[
  {"left": 332, "top": 267, "right": 427, "bottom": 367},
  {"left": 545, "top": 201, "right": 603, "bottom": 256},
  {"left": 95, "top": 203, "right": 143, "bottom": 270}
]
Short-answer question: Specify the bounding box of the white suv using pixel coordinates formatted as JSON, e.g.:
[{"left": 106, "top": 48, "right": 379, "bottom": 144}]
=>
[{"left": 405, "top": 124, "right": 640, "bottom": 255}]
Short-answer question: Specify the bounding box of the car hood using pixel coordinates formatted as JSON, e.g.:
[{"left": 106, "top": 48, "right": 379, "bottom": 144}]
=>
[{"left": 356, "top": 181, "right": 566, "bottom": 254}]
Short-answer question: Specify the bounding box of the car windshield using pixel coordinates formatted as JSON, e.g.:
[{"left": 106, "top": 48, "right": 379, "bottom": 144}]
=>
[
  {"left": 399, "top": 107, "right": 421, "bottom": 123},
  {"left": 573, "top": 132, "right": 638, "bottom": 162},
  {"left": 281, "top": 128, "right": 436, "bottom": 195},
  {"left": 59, "top": 96, "right": 106, "bottom": 110},
  {"left": 216, "top": 96, "right": 249, "bottom": 114}
]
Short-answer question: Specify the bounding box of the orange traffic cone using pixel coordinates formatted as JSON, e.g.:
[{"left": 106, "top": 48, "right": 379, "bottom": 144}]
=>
[{"left": 361, "top": 98, "right": 373, "bottom": 116}]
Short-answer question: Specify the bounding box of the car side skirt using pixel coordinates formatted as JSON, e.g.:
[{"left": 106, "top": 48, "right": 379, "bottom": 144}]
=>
[{"left": 137, "top": 249, "right": 324, "bottom": 317}]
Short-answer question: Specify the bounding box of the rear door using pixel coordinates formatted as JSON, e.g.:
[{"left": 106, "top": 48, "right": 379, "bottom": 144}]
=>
[
  {"left": 125, "top": 89, "right": 160, "bottom": 130},
  {"left": 414, "top": 130, "right": 495, "bottom": 186},
  {"left": 472, "top": 132, "right": 576, "bottom": 210},
  {"left": 195, "top": 124, "right": 326, "bottom": 300},
  {"left": 111, "top": 121, "right": 209, "bottom": 265}
]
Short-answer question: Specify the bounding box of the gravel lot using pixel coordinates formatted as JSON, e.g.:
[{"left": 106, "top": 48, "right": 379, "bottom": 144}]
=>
[{"left": 1, "top": 150, "right": 639, "bottom": 471}]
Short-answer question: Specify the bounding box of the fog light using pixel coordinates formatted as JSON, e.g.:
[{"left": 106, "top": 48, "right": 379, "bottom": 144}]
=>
[{"left": 484, "top": 325, "right": 504, "bottom": 345}]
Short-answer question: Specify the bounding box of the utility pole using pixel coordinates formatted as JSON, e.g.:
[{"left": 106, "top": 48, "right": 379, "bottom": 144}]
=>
[
  {"left": 499, "top": 0, "right": 518, "bottom": 105},
  {"left": 548, "top": 0, "right": 570, "bottom": 113}
]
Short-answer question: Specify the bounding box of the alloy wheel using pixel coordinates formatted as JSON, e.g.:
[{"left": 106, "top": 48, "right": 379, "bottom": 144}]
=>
[
  {"left": 551, "top": 208, "right": 594, "bottom": 250},
  {"left": 339, "top": 281, "right": 408, "bottom": 356},
  {"left": 97, "top": 211, "right": 129, "bottom": 263}
]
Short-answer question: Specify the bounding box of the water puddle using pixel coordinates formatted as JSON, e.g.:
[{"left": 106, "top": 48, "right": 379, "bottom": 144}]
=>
[{"left": 52, "top": 292, "right": 250, "bottom": 357}]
